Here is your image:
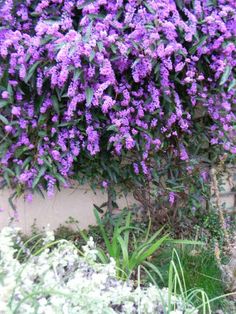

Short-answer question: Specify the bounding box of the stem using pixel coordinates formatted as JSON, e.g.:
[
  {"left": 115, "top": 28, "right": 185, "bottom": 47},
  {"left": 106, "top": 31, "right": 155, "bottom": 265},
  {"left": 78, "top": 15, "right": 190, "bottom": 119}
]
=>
[
  {"left": 211, "top": 167, "right": 230, "bottom": 250},
  {"left": 107, "top": 184, "right": 113, "bottom": 213}
]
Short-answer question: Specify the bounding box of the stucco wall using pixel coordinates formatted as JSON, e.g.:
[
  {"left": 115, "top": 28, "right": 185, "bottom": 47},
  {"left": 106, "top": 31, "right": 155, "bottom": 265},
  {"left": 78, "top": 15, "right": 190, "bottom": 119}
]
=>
[
  {"left": 217, "top": 167, "right": 236, "bottom": 212},
  {"left": 0, "top": 185, "right": 135, "bottom": 234},
  {"left": 1, "top": 167, "right": 235, "bottom": 233}
]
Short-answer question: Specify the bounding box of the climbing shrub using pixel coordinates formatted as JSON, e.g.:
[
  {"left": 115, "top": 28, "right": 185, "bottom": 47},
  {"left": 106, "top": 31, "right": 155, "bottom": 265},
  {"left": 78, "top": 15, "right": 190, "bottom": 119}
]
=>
[{"left": 0, "top": 0, "right": 235, "bottom": 210}]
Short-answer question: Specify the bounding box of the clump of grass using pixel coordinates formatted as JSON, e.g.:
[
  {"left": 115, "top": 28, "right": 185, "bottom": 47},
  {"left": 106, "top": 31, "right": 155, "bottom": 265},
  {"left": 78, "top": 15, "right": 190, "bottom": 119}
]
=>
[{"left": 151, "top": 246, "right": 227, "bottom": 311}]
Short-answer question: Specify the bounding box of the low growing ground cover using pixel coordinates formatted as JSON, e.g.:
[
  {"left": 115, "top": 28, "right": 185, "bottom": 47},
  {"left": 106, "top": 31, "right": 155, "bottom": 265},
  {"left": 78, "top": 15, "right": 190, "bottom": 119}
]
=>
[
  {"left": 9, "top": 209, "right": 234, "bottom": 314},
  {"left": 0, "top": 226, "right": 200, "bottom": 314}
]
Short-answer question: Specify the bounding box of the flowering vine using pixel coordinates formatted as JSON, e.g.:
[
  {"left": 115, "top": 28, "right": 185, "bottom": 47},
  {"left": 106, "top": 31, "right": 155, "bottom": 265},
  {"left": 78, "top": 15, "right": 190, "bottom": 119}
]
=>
[{"left": 0, "top": 0, "right": 235, "bottom": 209}]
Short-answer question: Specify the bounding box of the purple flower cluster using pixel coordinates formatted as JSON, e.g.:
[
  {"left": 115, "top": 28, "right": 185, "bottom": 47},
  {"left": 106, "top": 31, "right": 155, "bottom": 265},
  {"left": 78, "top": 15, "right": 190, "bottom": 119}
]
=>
[{"left": 0, "top": 0, "right": 235, "bottom": 199}]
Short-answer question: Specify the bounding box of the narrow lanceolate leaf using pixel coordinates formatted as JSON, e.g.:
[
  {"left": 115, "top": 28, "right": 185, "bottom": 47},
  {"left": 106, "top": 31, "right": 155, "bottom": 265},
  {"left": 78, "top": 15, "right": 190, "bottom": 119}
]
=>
[
  {"left": 85, "top": 87, "right": 94, "bottom": 107},
  {"left": 107, "top": 125, "right": 118, "bottom": 132},
  {"left": 24, "top": 61, "right": 41, "bottom": 83},
  {"left": 54, "top": 173, "right": 67, "bottom": 185},
  {"left": 97, "top": 41, "right": 103, "bottom": 52},
  {"left": 73, "top": 69, "right": 82, "bottom": 81},
  {"left": 0, "top": 114, "right": 9, "bottom": 124},
  {"left": 0, "top": 100, "right": 8, "bottom": 108},
  {"left": 220, "top": 65, "right": 232, "bottom": 86},
  {"left": 143, "top": 1, "right": 156, "bottom": 14},
  {"left": 51, "top": 95, "right": 60, "bottom": 115},
  {"left": 77, "top": 0, "right": 94, "bottom": 9},
  {"left": 84, "top": 21, "right": 93, "bottom": 42},
  {"left": 89, "top": 50, "right": 96, "bottom": 62},
  {"left": 175, "top": 0, "right": 184, "bottom": 10},
  {"left": 93, "top": 208, "right": 112, "bottom": 254},
  {"left": 32, "top": 166, "right": 47, "bottom": 189},
  {"left": 131, "top": 58, "right": 140, "bottom": 69},
  {"left": 189, "top": 35, "right": 208, "bottom": 54},
  {"left": 227, "top": 78, "right": 236, "bottom": 92}
]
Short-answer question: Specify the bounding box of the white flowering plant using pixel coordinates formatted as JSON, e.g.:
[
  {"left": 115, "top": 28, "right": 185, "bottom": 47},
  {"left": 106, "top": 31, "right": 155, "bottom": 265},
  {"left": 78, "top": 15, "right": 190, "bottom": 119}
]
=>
[{"left": 0, "top": 226, "right": 203, "bottom": 314}]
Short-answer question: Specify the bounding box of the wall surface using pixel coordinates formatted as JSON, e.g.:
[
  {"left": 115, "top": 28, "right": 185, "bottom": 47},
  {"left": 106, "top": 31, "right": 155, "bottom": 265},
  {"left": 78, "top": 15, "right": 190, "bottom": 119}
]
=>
[
  {"left": 0, "top": 185, "right": 135, "bottom": 234},
  {"left": 0, "top": 167, "right": 235, "bottom": 234},
  {"left": 217, "top": 167, "right": 236, "bottom": 212}
]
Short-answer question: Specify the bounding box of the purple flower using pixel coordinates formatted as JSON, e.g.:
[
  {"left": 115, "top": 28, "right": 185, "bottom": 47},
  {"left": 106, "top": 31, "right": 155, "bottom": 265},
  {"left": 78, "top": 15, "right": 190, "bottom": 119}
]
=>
[
  {"left": 4, "top": 125, "right": 12, "bottom": 133},
  {"left": 0, "top": 0, "right": 235, "bottom": 201},
  {"left": 125, "top": 135, "right": 135, "bottom": 150},
  {"left": 175, "top": 62, "right": 185, "bottom": 72},
  {"left": 141, "top": 161, "right": 148, "bottom": 175},
  {"left": 169, "top": 192, "right": 175, "bottom": 206},
  {"left": 1, "top": 91, "right": 9, "bottom": 99},
  {"left": 133, "top": 163, "right": 139, "bottom": 175},
  {"left": 230, "top": 147, "right": 236, "bottom": 154},
  {"left": 25, "top": 193, "right": 33, "bottom": 203},
  {"left": 180, "top": 146, "right": 189, "bottom": 161},
  {"left": 102, "top": 181, "right": 108, "bottom": 188},
  {"left": 11, "top": 106, "right": 21, "bottom": 116},
  {"left": 51, "top": 150, "right": 60, "bottom": 161},
  {"left": 101, "top": 95, "right": 115, "bottom": 113},
  {"left": 200, "top": 171, "right": 208, "bottom": 182}
]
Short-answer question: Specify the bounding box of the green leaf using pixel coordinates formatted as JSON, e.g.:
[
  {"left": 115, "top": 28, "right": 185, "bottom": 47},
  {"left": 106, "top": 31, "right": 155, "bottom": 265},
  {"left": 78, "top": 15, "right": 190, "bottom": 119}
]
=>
[
  {"left": 135, "top": 234, "right": 169, "bottom": 264},
  {"left": 154, "top": 64, "right": 160, "bottom": 75},
  {"left": 42, "top": 157, "right": 53, "bottom": 169},
  {"left": 117, "top": 235, "right": 129, "bottom": 268},
  {"left": 24, "top": 61, "right": 41, "bottom": 83},
  {"left": 77, "top": 0, "right": 94, "bottom": 9},
  {"left": 51, "top": 95, "right": 60, "bottom": 115},
  {"left": 131, "top": 58, "right": 140, "bottom": 69},
  {"left": 0, "top": 100, "right": 9, "bottom": 108},
  {"left": 110, "top": 44, "right": 117, "bottom": 54},
  {"left": 143, "top": 1, "right": 156, "bottom": 14},
  {"left": 93, "top": 204, "right": 105, "bottom": 214},
  {"left": 22, "top": 156, "right": 33, "bottom": 169},
  {"left": 189, "top": 35, "right": 208, "bottom": 54},
  {"left": 97, "top": 41, "right": 103, "bottom": 52},
  {"left": 89, "top": 50, "right": 96, "bottom": 62},
  {"left": 0, "top": 69, "right": 8, "bottom": 88},
  {"left": 4, "top": 172, "right": 11, "bottom": 187},
  {"left": 220, "top": 65, "right": 232, "bottom": 86},
  {"left": 32, "top": 166, "right": 47, "bottom": 189},
  {"left": 88, "top": 13, "right": 105, "bottom": 20},
  {"left": 142, "top": 261, "right": 164, "bottom": 282},
  {"left": 84, "top": 21, "right": 93, "bottom": 43},
  {"left": 85, "top": 87, "right": 94, "bottom": 106},
  {"left": 30, "top": 11, "right": 40, "bottom": 17},
  {"left": 7, "top": 83, "right": 13, "bottom": 100},
  {"left": 8, "top": 192, "right": 17, "bottom": 211},
  {"left": 4, "top": 168, "right": 15, "bottom": 176},
  {"left": 38, "top": 130, "right": 47, "bottom": 137},
  {"left": 34, "top": 95, "right": 45, "bottom": 114},
  {"left": 15, "top": 146, "right": 31, "bottom": 158},
  {"left": 175, "top": 0, "right": 184, "bottom": 9},
  {"left": 54, "top": 173, "right": 67, "bottom": 185},
  {"left": 58, "top": 121, "right": 75, "bottom": 127},
  {"left": 169, "top": 239, "right": 204, "bottom": 245},
  {"left": 0, "top": 114, "right": 9, "bottom": 125},
  {"left": 227, "top": 78, "right": 236, "bottom": 92},
  {"left": 107, "top": 125, "right": 118, "bottom": 132},
  {"left": 93, "top": 208, "right": 113, "bottom": 254},
  {"left": 73, "top": 69, "right": 83, "bottom": 81}
]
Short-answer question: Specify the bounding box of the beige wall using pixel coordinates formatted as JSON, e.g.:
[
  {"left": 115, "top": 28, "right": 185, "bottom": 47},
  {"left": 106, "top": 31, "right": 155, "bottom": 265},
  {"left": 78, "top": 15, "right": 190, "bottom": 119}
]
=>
[
  {"left": 0, "top": 186, "right": 135, "bottom": 234},
  {"left": 1, "top": 166, "right": 235, "bottom": 234},
  {"left": 216, "top": 167, "right": 236, "bottom": 212}
]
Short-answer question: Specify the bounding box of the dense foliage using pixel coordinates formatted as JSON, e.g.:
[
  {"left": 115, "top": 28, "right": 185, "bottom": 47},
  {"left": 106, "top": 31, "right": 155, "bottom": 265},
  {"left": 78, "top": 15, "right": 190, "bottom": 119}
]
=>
[
  {"left": 0, "top": 226, "right": 199, "bottom": 313},
  {"left": 0, "top": 0, "right": 235, "bottom": 207}
]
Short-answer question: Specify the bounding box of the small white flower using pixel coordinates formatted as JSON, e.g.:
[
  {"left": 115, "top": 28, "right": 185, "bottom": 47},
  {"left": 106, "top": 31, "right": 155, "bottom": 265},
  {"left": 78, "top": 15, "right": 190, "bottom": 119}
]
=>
[{"left": 0, "top": 227, "right": 197, "bottom": 314}]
